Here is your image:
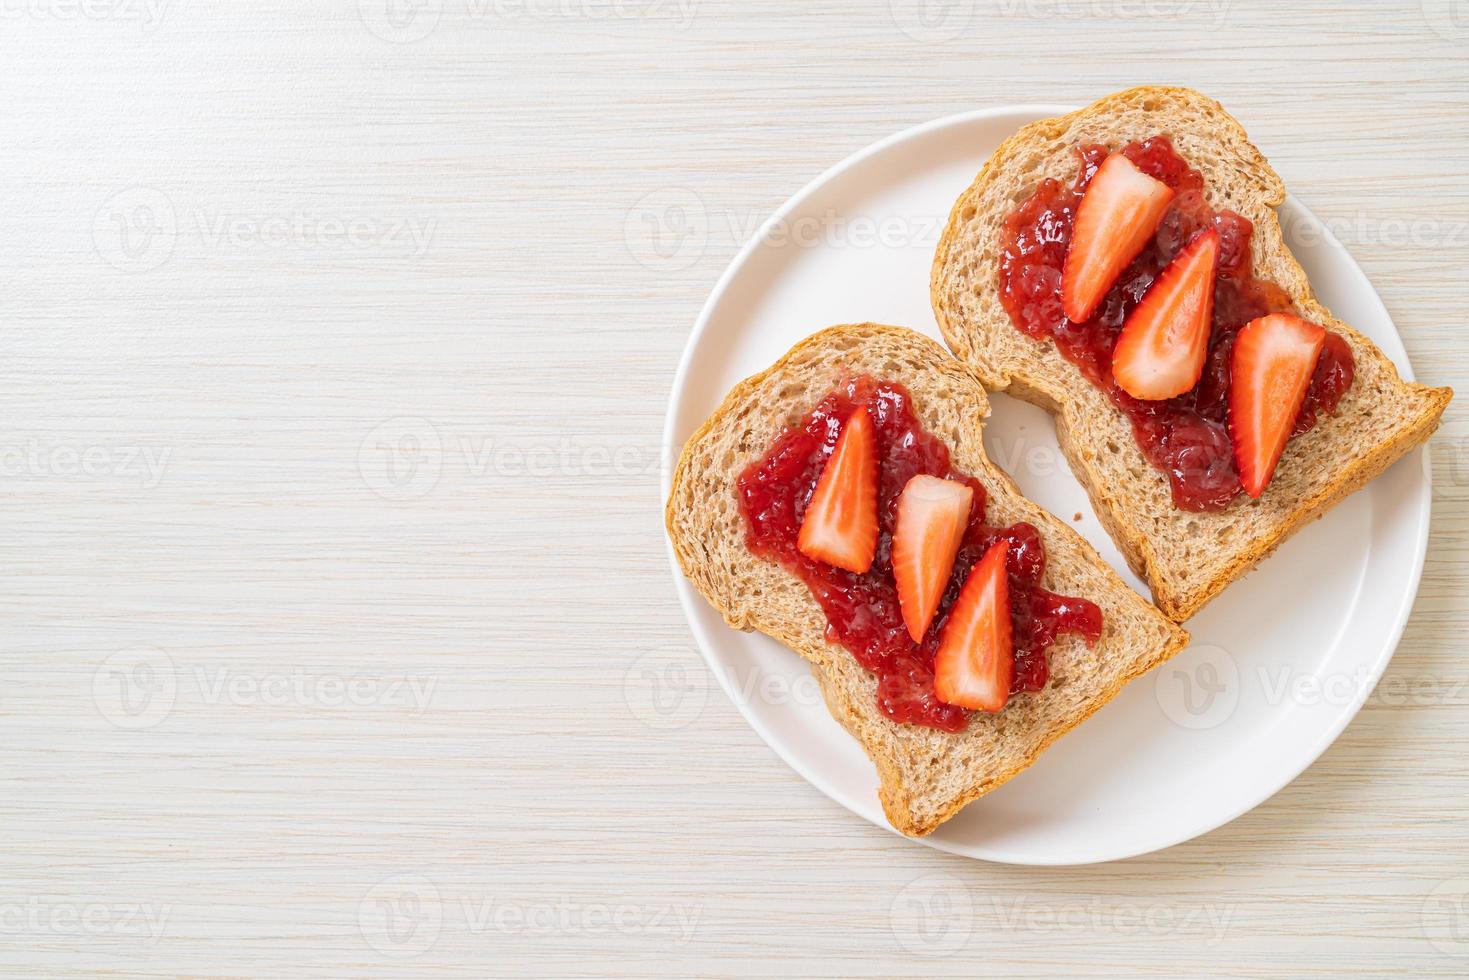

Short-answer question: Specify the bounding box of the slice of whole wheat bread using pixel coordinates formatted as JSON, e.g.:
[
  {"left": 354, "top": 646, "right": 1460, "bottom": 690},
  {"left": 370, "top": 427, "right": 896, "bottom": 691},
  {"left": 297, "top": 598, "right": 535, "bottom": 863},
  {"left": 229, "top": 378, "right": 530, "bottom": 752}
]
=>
[
  {"left": 932, "top": 86, "right": 1452, "bottom": 623},
  {"left": 665, "top": 323, "right": 1189, "bottom": 836}
]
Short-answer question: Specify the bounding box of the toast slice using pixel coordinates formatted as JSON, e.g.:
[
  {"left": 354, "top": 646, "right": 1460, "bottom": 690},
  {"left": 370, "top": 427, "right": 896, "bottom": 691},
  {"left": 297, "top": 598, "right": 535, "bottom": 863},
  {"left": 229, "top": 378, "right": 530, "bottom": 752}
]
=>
[
  {"left": 932, "top": 86, "right": 1452, "bottom": 622},
  {"left": 665, "top": 323, "right": 1189, "bottom": 836}
]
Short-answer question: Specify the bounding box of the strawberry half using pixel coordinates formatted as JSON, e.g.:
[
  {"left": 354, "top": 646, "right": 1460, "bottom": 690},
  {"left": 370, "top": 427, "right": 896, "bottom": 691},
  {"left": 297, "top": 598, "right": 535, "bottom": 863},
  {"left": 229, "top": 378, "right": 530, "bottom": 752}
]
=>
[
  {"left": 1229, "top": 313, "right": 1326, "bottom": 498},
  {"left": 1111, "top": 228, "right": 1220, "bottom": 400},
  {"left": 891, "top": 475, "right": 974, "bottom": 642},
  {"left": 797, "top": 407, "right": 879, "bottom": 572},
  {"left": 933, "top": 539, "right": 1013, "bottom": 713},
  {"left": 1061, "top": 153, "right": 1175, "bottom": 323}
]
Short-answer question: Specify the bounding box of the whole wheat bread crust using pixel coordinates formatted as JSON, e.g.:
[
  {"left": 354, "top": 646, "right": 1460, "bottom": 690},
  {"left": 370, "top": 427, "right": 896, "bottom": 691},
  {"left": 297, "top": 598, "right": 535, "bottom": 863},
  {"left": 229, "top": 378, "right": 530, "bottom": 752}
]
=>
[
  {"left": 932, "top": 86, "right": 1452, "bottom": 622},
  {"left": 665, "top": 323, "right": 1189, "bottom": 836}
]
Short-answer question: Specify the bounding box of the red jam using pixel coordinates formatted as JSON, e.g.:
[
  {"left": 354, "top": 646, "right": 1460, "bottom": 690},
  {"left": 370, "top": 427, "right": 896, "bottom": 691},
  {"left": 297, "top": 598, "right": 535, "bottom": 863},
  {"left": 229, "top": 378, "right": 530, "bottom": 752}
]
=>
[
  {"left": 998, "top": 136, "right": 1355, "bottom": 510},
  {"left": 737, "top": 377, "right": 1103, "bottom": 732}
]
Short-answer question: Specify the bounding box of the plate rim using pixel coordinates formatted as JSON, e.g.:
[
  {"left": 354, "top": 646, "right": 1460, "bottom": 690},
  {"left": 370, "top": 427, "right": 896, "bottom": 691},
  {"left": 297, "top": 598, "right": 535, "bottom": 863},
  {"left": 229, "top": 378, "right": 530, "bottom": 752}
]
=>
[{"left": 659, "top": 105, "right": 1434, "bottom": 865}]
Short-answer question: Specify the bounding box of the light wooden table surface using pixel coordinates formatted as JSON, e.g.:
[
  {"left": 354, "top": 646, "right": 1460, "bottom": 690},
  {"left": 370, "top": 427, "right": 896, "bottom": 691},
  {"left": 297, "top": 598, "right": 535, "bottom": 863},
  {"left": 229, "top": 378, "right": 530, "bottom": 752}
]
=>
[{"left": 2, "top": 1, "right": 1466, "bottom": 976}]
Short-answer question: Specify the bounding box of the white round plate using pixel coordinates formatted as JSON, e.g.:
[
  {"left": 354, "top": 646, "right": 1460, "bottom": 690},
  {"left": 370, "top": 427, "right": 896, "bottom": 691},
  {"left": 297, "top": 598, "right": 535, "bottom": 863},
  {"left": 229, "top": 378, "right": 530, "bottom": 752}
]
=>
[{"left": 661, "top": 106, "right": 1432, "bottom": 865}]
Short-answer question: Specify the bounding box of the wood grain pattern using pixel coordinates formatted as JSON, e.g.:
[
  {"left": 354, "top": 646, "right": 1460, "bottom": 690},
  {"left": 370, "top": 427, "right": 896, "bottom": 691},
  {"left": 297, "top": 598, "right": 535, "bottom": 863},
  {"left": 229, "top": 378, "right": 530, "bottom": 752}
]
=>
[{"left": 0, "top": 1, "right": 1465, "bottom": 975}]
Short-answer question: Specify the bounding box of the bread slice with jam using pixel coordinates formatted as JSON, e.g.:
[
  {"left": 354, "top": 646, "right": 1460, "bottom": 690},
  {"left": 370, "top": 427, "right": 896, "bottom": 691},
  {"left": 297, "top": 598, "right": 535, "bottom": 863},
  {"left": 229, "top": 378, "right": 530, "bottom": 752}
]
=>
[
  {"left": 932, "top": 86, "right": 1452, "bottom": 622},
  {"left": 665, "top": 323, "right": 1188, "bottom": 837}
]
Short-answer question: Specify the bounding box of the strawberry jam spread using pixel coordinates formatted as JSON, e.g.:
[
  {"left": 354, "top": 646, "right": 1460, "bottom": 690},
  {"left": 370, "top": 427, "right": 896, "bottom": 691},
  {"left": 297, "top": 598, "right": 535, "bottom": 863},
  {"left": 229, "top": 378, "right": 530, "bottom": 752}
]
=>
[
  {"left": 998, "top": 136, "right": 1355, "bottom": 510},
  {"left": 737, "top": 376, "right": 1102, "bottom": 732}
]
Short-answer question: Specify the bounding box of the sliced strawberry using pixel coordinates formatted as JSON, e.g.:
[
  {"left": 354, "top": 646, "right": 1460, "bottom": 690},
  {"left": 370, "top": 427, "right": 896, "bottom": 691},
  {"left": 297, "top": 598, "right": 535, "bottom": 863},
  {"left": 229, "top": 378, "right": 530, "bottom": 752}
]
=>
[
  {"left": 1061, "top": 153, "right": 1175, "bottom": 323},
  {"left": 1229, "top": 313, "right": 1326, "bottom": 498},
  {"left": 933, "top": 539, "right": 1013, "bottom": 713},
  {"left": 891, "top": 475, "right": 974, "bottom": 642},
  {"left": 1112, "top": 228, "right": 1219, "bottom": 400},
  {"left": 797, "top": 408, "right": 878, "bottom": 572}
]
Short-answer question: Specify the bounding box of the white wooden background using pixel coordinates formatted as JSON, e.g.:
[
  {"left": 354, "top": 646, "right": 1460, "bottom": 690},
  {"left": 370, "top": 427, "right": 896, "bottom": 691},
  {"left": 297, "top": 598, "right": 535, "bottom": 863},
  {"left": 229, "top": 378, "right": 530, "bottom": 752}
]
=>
[{"left": 1, "top": 1, "right": 1466, "bottom": 976}]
